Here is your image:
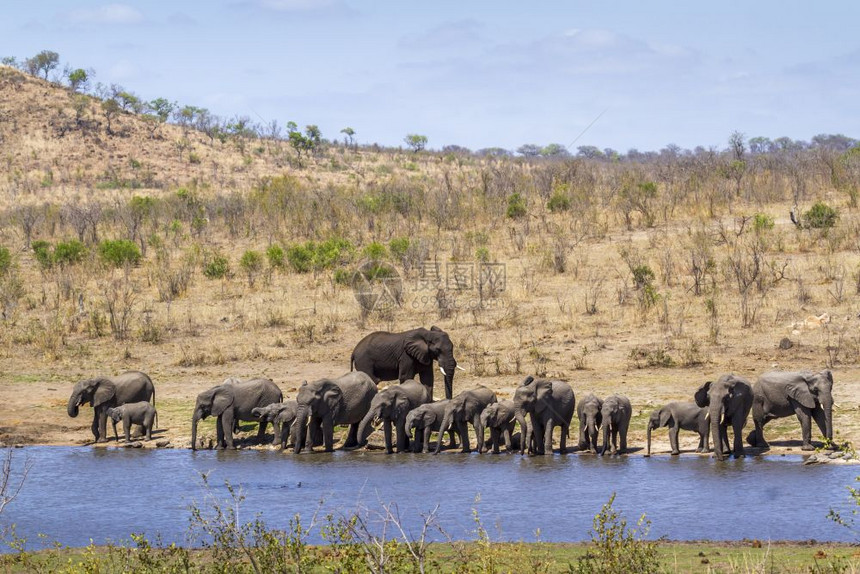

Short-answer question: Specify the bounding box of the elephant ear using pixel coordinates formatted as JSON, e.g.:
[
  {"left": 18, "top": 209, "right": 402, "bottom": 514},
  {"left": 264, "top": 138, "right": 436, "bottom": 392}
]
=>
[
  {"left": 430, "top": 325, "right": 442, "bottom": 332},
  {"left": 658, "top": 408, "right": 673, "bottom": 427},
  {"left": 92, "top": 379, "right": 117, "bottom": 408},
  {"left": 404, "top": 333, "right": 431, "bottom": 365},
  {"left": 212, "top": 388, "right": 234, "bottom": 416},
  {"left": 694, "top": 381, "right": 712, "bottom": 408},
  {"left": 392, "top": 395, "right": 411, "bottom": 421},
  {"left": 324, "top": 385, "right": 343, "bottom": 421},
  {"left": 788, "top": 381, "right": 817, "bottom": 409}
]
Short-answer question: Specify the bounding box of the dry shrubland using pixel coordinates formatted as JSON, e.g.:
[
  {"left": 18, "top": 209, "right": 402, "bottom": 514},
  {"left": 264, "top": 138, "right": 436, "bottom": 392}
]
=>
[{"left": 1, "top": 64, "right": 859, "bottom": 449}]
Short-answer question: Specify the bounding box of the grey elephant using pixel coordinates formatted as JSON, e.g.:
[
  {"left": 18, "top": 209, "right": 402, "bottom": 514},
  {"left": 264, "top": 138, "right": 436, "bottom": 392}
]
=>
[
  {"left": 434, "top": 386, "right": 497, "bottom": 454},
  {"left": 191, "top": 378, "right": 282, "bottom": 450},
  {"left": 350, "top": 326, "right": 461, "bottom": 400},
  {"left": 645, "top": 401, "right": 709, "bottom": 456},
  {"left": 106, "top": 401, "right": 157, "bottom": 442},
  {"left": 747, "top": 370, "right": 833, "bottom": 451},
  {"left": 252, "top": 401, "right": 299, "bottom": 449},
  {"left": 357, "top": 379, "right": 431, "bottom": 453},
  {"left": 600, "top": 395, "right": 632, "bottom": 455},
  {"left": 67, "top": 371, "right": 155, "bottom": 443},
  {"left": 513, "top": 376, "right": 575, "bottom": 455},
  {"left": 404, "top": 400, "right": 459, "bottom": 453},
  {"left": 294, "top": 372, "right": 377, "bottom": 453},
  {"left": 695, "top": 374, "right": 753, "bottom": 460},
  {"left": 480, "top": 399, "right": 517, "bottom": 454},
  {"left": 576, "top": 394, "right": 603, "bottom": 454}
]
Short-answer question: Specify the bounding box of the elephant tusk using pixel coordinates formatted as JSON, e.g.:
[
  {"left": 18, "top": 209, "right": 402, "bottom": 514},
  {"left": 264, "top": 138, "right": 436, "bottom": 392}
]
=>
[
  {"left": 440, "top": 367, "right": 447, "bottom": 376},
  {"left": 456, "top": 365, "right": 465, "bottom": 371}
]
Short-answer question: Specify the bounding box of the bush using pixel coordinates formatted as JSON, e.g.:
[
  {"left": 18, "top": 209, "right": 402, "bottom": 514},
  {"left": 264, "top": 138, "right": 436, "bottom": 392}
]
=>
[
  {"left": 266, "top": 244, "right": 285, "bottom": 269},
  {"left": 0, "top": 246, "right": 11, "bottom": 276},
  {"left": 286, "top": 243, "right": 315, "bottom": 273},
  {"left": 53, "top": 239, "right": 88, "bottom": 267},
  {"left": 203, "top": 253, "right": 230, "bottom": 279},
  {"left": 239, "top": 250, "right": 263, "bottom": 286},
  {"left": 389, "top": 237, "right": 410, "bottom": 260},
  {"left": 631, "top": 264, "right": 655, "bottom": 289},
  {"left": 506, "top": 192, "right": 527, "bottom": 219},
  {"left": 286, "top": 239, "right": 354, "bottom": 274},
  {"left": 31, "top": 241, "right": 53, "bottom": 270},
  {"left": 803, "top": 202, "right": 838, "bottom": 229},
  {"left": 547, "top": 190, "right": 572, "bottom": 212},
  {"left": 362, "top": 241, "right": 387, "bottom": 261},
  {"left": 99, "top": 239, "right": 142, "bottom": 268},
  {"left": 753, "top": 213, "right": 774, "bottom": 233}
]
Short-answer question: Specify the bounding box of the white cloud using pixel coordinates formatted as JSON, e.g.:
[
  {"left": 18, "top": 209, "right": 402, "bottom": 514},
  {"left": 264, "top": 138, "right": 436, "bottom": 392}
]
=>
[{"left": 68, "top": 4, "right": 144, "bottom": 25}]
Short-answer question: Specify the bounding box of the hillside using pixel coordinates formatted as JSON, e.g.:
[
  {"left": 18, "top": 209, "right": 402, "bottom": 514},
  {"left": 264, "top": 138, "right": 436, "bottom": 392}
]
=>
[{"left": 0, "top": 65, "right": 857, "bottom": 453}]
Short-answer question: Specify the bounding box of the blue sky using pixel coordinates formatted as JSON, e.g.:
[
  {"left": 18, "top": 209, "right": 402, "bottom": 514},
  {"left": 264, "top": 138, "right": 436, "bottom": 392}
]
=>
[{"left": 3, "top": 1, "right": 859, "bottom": 152}]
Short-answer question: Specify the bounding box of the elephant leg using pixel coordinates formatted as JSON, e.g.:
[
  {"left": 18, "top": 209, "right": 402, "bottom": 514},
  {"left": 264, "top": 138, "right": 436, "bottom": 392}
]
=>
[
  {"left": 215, "top": 415, "right": 225, "bottom": 448},
  {"left": 383, "top": 420, "right": 393, "bottom": 453},
  {"left": 97, "top": 409, "right": 109, "bottom": 443},
  {"left": 395, "top": 419, "right": 409, "bottom": 453},
  {"left": 447, "top": 429, "right": 457, "bottom": 448},
  {"left": 344, "top": 424, "right": 360, "bottom": 449},
  {"left": 794, "top": 406, "right": 814, "bottom": 450},
  {"left": 489, "top": 427, "right": 500, "bottom": 454},
  {"left": 458, "top": 420, "right": 470, "bottom": 453},
  {"left": 473, "top": 414, "right": 485, "bottom": 453},
  {"left": 91, "top": 413, "right": 100, "bottom": 442},
  {"left": 223, "top": 413, "right": 236, "bottom": 449},
  {"left": 619, "top": 421, "right": 628, "bottom": 453},
  {"left": 503, "top": 427, "right": 513, "bottom": 453},
  {"left": 543, "top": 420, "right": 554, "bottom": 455},
  {"left": 322, "top": 416, "right": 335, "bottom": 452},
  {"left": 281, "top": 425, "right": 290, "bottom": 450},
  {"left": 270, "top": 421, "right": 280, "bottom": 445},
  {"left": 423, "top": 428, "right": 432, "bottom": 453},
  {"left": 578, "top": 423, "right": 586, "bottom": 450},
  {"left": 669, "top": 425, "right": 680, "bottom": 455},
  {"left": 256, "top": 418, "right": 268, "bottom": 443},
  {"left": 559, "top": 424, "right": 568, "bottom": 454},
  {"left": 123, "top": 418, "right": 131, "bottom": 442},
  {"left": 719, "top": 424, "right": 730, "bottom": 455},
  {"left": 732, "top": 418, "right": 746, "bottom": 458}
]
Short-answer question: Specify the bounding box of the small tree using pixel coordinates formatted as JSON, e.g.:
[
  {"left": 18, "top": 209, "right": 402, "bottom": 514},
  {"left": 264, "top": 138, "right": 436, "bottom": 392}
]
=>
[
  {"left": 404, "top": 134, "right": 428, "bottom": 153},
  {"left": 102, "top": 98, "right": 121, "bottom": 135},
  {"left": 340, "top": 126, "right": 355, "bottom": 147},
  {"left": 25, "top": 50, "right": 59, "bottom": 79},
  {"left": 239, "top": 250, "right": 263, "bottom": 287},
  {"left": 67, "top": 68, "right": 90, "bottom": 92}
]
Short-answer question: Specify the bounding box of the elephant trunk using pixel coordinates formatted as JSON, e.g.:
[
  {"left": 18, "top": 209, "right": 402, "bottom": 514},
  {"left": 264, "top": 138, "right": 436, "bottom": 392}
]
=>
[
  {"left": 587, "top": 420, "right": 598, "bottom": 451},
  {"left": 710, "top": 402, "right": 724, "bottom": 460},
  {"left": 357, "top": 407, "right": 379, "bottom": 446},
  {"left": 294, "top": 405, "right": 310, "bottom": 453},
  {"left": 823, "top": 397, "right": 833, "bottom": 441},
  {"left": 435, "top": 411, "right": 453, "bottom": 454},
  {"left": 646, "top": 424, "right": 652, "bottom": 457},
  {"left": 515, "top": 411, "right": 529, "bottom": 454},
  {"left": 67, "top": 390, "right": 82, "bottom": 418},
  {"left": 191, "top": 408, "right": 202, "bottom": 451},
  {"left": 601, "top": 417, "right": 610, "bottom": 455}
]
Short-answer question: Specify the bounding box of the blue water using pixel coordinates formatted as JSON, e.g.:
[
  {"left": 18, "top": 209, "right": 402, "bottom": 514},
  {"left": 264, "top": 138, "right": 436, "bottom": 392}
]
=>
[{"left": 1, "top": 447, "right": 857, "bottom": 549}]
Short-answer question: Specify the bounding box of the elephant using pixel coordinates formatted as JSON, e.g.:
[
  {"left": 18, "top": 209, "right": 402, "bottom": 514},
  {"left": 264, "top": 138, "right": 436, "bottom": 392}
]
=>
[
  {"left": 600, "top": 395, "right": 632, "bottom": 455},
  {"left": 695, "top": 374, "right": 753, "bottom": 460},
  {"left": 576, "top": 394, "right": 603, "bottom": 454},
  {"left": 294, "top": 372, "right": 377, "bottom": 453},
  {"left": 106, "top": 401, "right": 157, "bottom": 442},
  {"left": 357, "top": 379, "right": 431, "bottom": 453},
  {"left": 645, "top": 401, "right": 709, "bottom": 457},
  {"left": 350, "top": 326, "right": 462, "bottom": 400},
  {"left": 513, "top": 376, "right": 575, "bottom": 455},
  {"left": 480, "top": 399, "right": 518, "bottom": 454},
  {"left": 67, "top": 371, "right": 155, "bottom": 443},
  {"left": 747, "top": 370, "right": 834, "bottom": 451},
  {"left": 434, "top": 386, "right": 497, "bottom": 454},
  {"left": 404, "top": 400, "right": 459, "bottom": 453},
  {"left": 191, "top": 378, "right": 282, "bottom": 450},
  {"left": 252, "top": 401, "right": 299, "bottom": 449}
]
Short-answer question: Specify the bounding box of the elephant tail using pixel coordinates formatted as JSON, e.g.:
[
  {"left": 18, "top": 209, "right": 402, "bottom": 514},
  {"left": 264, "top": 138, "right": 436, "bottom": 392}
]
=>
[
  {"left": 151, "top": 386, "right": 156, "bottom": 409},
  {"left": 350, "top": 353, "right": 355, "bottom": 372},
  {"left": 155, "top": 410, "right": 159, "bottom": 430}
]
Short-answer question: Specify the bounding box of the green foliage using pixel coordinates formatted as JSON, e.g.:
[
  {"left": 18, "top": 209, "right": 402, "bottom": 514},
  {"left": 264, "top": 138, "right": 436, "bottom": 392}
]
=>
[
  {"left": 388, "top": 237, "right": 410, "bottom": 260},
  {"left": 24, "top": 50, "right": 59, "bottom": 79},
  {"left": 362, "top": 241, "right": 387, "bottom": 261},
  {"left": 239, "top": 250, "right": 263, "bottom": 286},
  {"left": 753, "top": 212, "right": 774, "bottom": 233},
  {"left": 202, "top": 253, "right": 230, "bottom": 279},
  {"left": 53, "top": 239, "right": 88, "bottom": 267},
  {"left": 547, "top": 187, "right": 572, "bottom": 212},
  {"left": 571, "top": 493, "right": 662, "bottom": 574},
  {"left": 631, "top": 264, "right": 655, "bottom": 289},
  {"left": 803, "top": 202, "right": 839, "bottom": 229},
  {"left": 287, "top": 239, "right": 354, "bottom": 274},
  {"left": 506, "top": 192, "right": 527, "bottom": 219},
  {"left": 265, "top": 244, "right": 285, "bottom": 270},
  {"left": 0, "top": 246, "right": 11, "bottom": 276},
  {"left": 404, "top": 133, "right": 428, "bottom": 153},
  {"left": 286, "top": 243, "right": 315, "bottom": 273},
  {"left": 31, "top": 241, "right": 52, "bottom": 270},
  {"left": 67, "top": 68, "right": 88, "bottom": 92},
  {"left": 475, "top": 247, "right": 491, "bottom": 262},
  {"left": 98, "top": 239, "right": 142, "bottom": 268}
]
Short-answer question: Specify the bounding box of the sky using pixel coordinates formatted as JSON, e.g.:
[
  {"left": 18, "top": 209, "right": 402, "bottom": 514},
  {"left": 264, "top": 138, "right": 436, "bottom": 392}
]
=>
[{"left": 3, "top": 1, "right": 859, "bottom": 152}]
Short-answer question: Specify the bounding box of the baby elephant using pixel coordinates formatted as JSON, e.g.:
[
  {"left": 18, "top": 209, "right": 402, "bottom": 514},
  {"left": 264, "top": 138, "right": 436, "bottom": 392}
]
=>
[
  {"left": 645, "top": 401, "right": 709, "bottom": 456},
  {"left": 404, "top": 400, "right": 457, "bottom": 453},
  {"left": 252, "top": 401, "right": 299, "bottom": 449},
  {"left": 106, "top": 401, "right": 158, "bottom": 442},
  {"left": 577, "top": 393, "right": 603, "bottom": 454},
  {"left": 600, "top": 395, "right": 631, "bottom": 455},
  {"left": 480, "top": 399, "right": 517, "bottom": 454}
]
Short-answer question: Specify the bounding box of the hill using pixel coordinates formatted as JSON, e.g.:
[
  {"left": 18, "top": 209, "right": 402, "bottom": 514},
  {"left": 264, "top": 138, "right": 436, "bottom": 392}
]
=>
[{"left": 0, "top": 64, "right": 857, "bottom": 453}]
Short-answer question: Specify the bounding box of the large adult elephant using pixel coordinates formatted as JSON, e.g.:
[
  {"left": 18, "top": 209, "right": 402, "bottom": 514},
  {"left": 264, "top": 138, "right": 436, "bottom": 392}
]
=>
[
  {"left": 191, "top": 378, "right": 282, "bottom": 450},
  {"left": 694, "top": 374, "right": 753, "bottom": 460},
  {"left": 434, "top": 386, "right": 497, "bottom": 454},
  {"left": 350, "top": 326, "right": 461, "bottom": 399},
  {"left": 747, "top": 370, "right": 833, "bottom": 451},
  {"left": 513, "top": 376, "right": 575, "bottom": 455},
  {"left": 357, "top": 379, "right": 431, "bottom": 453},
  {"left": 294, "top": 372, "right": 377, "bottom": 453},
  {"left": 67, "top": 371, "right": 155, "bottom": 443}
]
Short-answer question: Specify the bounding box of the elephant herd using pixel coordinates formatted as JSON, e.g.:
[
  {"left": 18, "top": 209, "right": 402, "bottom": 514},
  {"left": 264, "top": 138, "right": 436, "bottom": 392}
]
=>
[{"left": 65, "top": 327, "right": 836, "bottom": 459}]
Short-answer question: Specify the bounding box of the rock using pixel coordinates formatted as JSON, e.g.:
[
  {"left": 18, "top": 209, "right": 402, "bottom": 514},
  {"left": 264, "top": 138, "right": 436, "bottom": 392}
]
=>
[
  {"left": 124, "top": 441, "right": 143, "bottom": 448},
  {"left": 803, "top": 454, "right": 821, "bottom": 465},
  {"left": 830, "top": 451, "right": 844, "bottom": 459},
  {"left": 778, "top": 337, "right": 793, "bottom": 350},
  {"left": 156, "top": 440, "right": 171, "bottom": 448}
]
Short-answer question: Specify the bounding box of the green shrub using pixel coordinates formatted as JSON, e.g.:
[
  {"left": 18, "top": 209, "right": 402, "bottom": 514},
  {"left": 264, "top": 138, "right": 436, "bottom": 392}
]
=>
[
  {"left": 475, "top": 247, "right": 491, "bottom": 262},
  {"left": 362, "top": 241, "right": 387, "bottom": 261},
  {"left": 31, "top": 240, "right": 53, "bottom": 270},
  {"left": 99, "top": 239, "right": 142, "bottom": 268},
  {"left": 547, "top": 190, "right": 572, "bottom": 212},
  {"left": 389, "top": 237, "right": 411, "bottom": 260},
  {"left": 803, "top": 201, "right": 838, "bottom": 229},
  {"left": 53, "top": 239, "right": 88, "bottom": 267},
  {"left": 239, "top": 250, "right": 263, "bottom": 286},
  {"left": 266, "top": 244, "right": 285, "bottom": 269},
  {"left": 753, "top": 213, "right": 774, "bottom": 233},
  {"left": 0, "top": 246, "right": 11, "bottom": 275},
  {"left": 315, "top": 238, "right": 353, "bottom": 268},
  {"left": 506, "top": 192, "right": 527, "bottom": 219},
  {"left": 286, "top": 243, "right": 315, "bottom": 273},
  {"left": 203, "top": 253, "right": 230, "bottom": 279},
  {"left": 631, "top": 264, "right": 655, "bottom": 289}
]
